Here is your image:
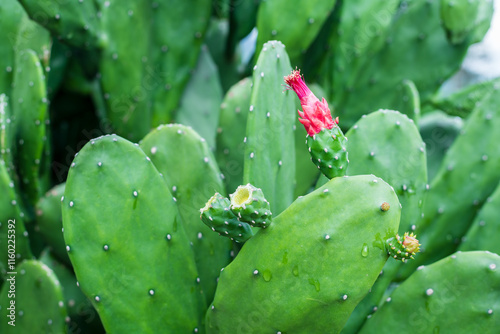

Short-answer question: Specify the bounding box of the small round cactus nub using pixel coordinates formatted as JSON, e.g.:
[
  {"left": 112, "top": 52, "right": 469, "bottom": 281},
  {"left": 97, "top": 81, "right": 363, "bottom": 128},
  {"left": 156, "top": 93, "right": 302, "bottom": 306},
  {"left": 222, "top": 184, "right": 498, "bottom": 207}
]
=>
[
  {"left": 385, "top": 232, "right": 421, "bottom": 262},
  {"left": 380, "top": 202, "right": 390, "bottom": 211},
  {"left": 200, "top": 193, "right": 254, "bottom": 243},
  {"left": 230, "top": 184, "right": 273, "bottom": 228}
]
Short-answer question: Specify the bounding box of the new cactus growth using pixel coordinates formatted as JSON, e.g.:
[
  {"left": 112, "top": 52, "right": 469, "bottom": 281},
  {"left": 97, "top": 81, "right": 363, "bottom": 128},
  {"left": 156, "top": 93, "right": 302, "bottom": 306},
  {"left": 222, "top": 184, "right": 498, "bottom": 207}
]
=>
[
  {"left": 385, "top": 232, "right": 421, "bottom": 262},
  {"left": 1, "top": 0, "right": 498, "bottom": 331},
  {"left": 230, "top": 183, "right": 272, "bottom": 228},
  {"left": 285, "top": 69, "right": 348, "bottom": 179},
  {"left": 200, "top": 192, "right": 254, "bottom": 243}
]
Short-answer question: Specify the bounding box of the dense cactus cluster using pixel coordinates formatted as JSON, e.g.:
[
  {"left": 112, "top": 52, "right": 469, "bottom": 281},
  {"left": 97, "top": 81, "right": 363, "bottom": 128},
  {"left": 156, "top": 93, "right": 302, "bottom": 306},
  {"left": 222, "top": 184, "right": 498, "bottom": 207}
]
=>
[{"left": 0, "top": 0, "right": 499, "bottom": 333}]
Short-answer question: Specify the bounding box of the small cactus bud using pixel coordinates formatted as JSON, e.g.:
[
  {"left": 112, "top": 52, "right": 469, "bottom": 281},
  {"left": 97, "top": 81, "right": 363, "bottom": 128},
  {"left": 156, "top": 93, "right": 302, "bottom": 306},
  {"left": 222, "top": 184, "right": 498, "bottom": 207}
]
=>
[
  {"left": 402, "top": 232, "right": 420, "bottom": 254},
  {"left": 380, "top": 202, "right": 390, "bottom": 211},
  {"left": 284, "top": 69, "right": 348, "bottom": 179},
  {"left": 230, "top": 184, "right": 272, "bottom": 228},
  {"left": 200, "top": 193, "right": 253, "bottom": 243},
  {"left": 385, "top": 232, "right": 421, "bottom": 262},
  {"left": 284, "top": 69, "right": 336, "bottom": 136}
]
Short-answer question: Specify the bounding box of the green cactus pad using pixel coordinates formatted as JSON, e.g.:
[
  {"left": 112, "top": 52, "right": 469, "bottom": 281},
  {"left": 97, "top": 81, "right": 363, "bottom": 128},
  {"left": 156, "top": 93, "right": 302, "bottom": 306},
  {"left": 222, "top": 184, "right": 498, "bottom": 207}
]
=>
[
  {"left": 62, "top": 134, "right": 205, "bottom": 333},
  {"left": 200, "top": 193, "right": 253, "bottom": 243},
  {"left": 244, "top": 40, "right": 296, "bottom": 215},
  {"left": 307, "top": 126, "right": 348, "bottom": 179},
  {"left": 256, "top": 0, "right": 337, "bottom": 64},
  {"left": 12, "top": 49, "right": 49, "bottom": 206},
  {"left": 0, "top": 260, "right": 67, "bottom": 333},
  {"left": 150, "top": 0, "right": 212, "bottom": 126},
  {"left": 18, "top": 0, "right": 101, "bottom": 49},
  {"left": 206, "top": 174, "right": 401, "bottom": 333},
  {"left": 440, "top": 0, "right": 493, "bottom": 45},
  {"left": 216, "top": 77, "right": 252, "bottom": 193},
  {"left": 140, "top": 124, "right": 232, "bottom": 302},
  {"left": 36, "top": 183, "right": 70, "bottom": 265},
  {"left": 407, "top": 91, "right": 500, "bottom": 275},
  {"left": 327, "top": 0, "right": 488, "bottom": 127},
  {"left": 39, "top": 250, "right": 104, "bottom": 333},
  {"left": 431, "top": 77, "right": 500, "bottom": 118},
  {"left": 418, "top": 110, "right": 463, "bottom": 181},
  {"left": 176, "top": 45, "right": 223, "bottom": 150},
  {"left": 230, "top": 183, "right": 272, "bottom": 228},
  {"left": 0, "top": 159, "right": 32, "bottom": 276},
  {"left": 359, "top": 251, "right": 500, "bottom": 334},
  {"left": 459, "top": 181, "right": 500, "bottom": 254},
  {"left": 98, "top": 1, "right": 151, "bottom": 142}
]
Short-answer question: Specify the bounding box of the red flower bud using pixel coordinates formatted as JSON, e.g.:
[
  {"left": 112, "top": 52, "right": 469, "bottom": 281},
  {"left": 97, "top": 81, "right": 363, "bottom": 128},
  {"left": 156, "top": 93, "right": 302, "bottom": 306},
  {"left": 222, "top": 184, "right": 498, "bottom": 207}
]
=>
[{"left": 284, "top": 69, "right": 337, "bottom": 136}]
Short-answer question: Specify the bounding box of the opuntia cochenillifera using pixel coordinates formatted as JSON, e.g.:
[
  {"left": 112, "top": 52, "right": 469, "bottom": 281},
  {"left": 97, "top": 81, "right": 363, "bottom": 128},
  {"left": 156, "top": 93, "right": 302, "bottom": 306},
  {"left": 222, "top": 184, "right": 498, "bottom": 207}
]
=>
[{"left": 285, "top": 69, "right": 348, "bottom": 179}]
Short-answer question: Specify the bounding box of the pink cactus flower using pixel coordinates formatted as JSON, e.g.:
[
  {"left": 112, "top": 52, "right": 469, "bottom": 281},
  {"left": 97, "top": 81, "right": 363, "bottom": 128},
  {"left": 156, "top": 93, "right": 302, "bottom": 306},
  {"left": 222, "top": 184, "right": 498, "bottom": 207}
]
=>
[{"left": 284, "top": 69, "right": 338, "bottom": 136}]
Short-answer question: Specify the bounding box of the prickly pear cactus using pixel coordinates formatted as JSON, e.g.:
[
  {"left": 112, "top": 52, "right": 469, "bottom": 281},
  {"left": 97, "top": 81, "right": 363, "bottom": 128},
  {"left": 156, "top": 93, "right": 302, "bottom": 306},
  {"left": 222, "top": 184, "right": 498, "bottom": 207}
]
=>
[
  {"left": 206, "top": 174, "right": 401, "bottom": 333},
  {"left": 176, "top": 46, "right": 223, "bottom": 150},
  {"left": 36, "top": 183, "right": 69, "bottom": 265},
  {"left": 216, "top": 77, "right": 252, "bottom": 194},
  {"left": 459, "top": 181, "right": 500, "bottom": 254},
  {"left": 440, "top": 0, "right": 493, "bottom": 44},
  {"left": 430, "top": 77, "right": 500, "bottom": 118},
  {"left": 285, "top": 69, "right": 348, "bottom": 179},
  {"left": 139, "top": 124, "right": 232, "bottom": 303},
  {"left": 256, "top": 0, "right": 337, "bottom": 64},
  {"left": 18, "top": 0, "right": 101, "bottom": 49},
  {"left": 0, "top": 159, "right": 31, "bottom": 275},
  {"left": 244, "top": 41, "right": 295, "bottom": 215},
  {"left": 12, "top": 49, "right": 49, "bottom": 206},
  {"left": 0, "top": 260, "right": 67, "bottom": 333},
  {"left": 62, "top": 134, "right": 206, "bottom": 333},
  {"left": 345, "top": 109, "right": 427, "bottom": 233},
  {"left": 418, "top": 110, "right": 463, "bottom": 182},
  {"left": 39, "top": 250, "right": 104, "bottom": 333},
  {"left": 359, "top": 251, "right": 500, "bottom": 334},
  {"left": 406, "top": 90, "right": 500, "bottom": 275},
  {"left": 200, "top": 192, "right": 254, "bottom": 243},
  {"left": 230, "top": 183, "right": 273, "bottom": 228}
]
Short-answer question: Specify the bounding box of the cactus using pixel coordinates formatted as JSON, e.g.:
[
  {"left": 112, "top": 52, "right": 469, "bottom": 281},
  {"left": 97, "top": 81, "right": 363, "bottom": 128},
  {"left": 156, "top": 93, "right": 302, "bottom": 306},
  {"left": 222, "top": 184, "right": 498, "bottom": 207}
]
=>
[
  {"left": 229, "top": 183, "right": 272, "bottom": 228},
  {"left": 358, "top": 251, "right": 500, "bottom": 334},
  {"left": 139, "top": 123, "right": 232, "bottom": 303},
  {"left": 200, "top": 192, "right": 254, "bottom": 243},
  {"left": 293, "top": 83, "right": 323, "bottom": 197},
  {"left": 0, "top": 260, "right": 67, "bottom": 333},
  {"left": 18, "top": 0, "right": 101, "bottom": 50},
  {"left": 430, "top": 77, "right": 500, "bottom": 118},
  {"left": 12, "top": 49, "right": 49, "bottom": 207},
  {"left": 256, "top": 0, "right": 338, "bottom": 65},
  {"left": 62, "top": 134, "right": 206, "bottom": 333},
  {"left": 215, "top": 77, "right": 252, "bottom": 193},
  {"left": 459, "top": 181, "right": 500, "bottom": 254},
  {"left": 35, "top": 183, "right": 69, "bottom": 265},
  {"left": 403, "top": 90, "right": 500, "bottom": 276},
  {"left": 440, "top": 0, "right": 493, "bottom": 45},
  {"left": 334, "top": 109, "right": 427, "bottom": 334},
  {"left": 323, "top": 0, "right": 492, "bottom": 127},
  {"left": 244, "top": 41, "right": 295, "bottom": 215},
  {"left": 0, "top": 160, "right": 32, "bottom": 275},
  {"left": 285, "top": 69, "right": 348, "bottom": 179},
  {"left": 175, "top": 46, "right": 223, "bottom": 150},
  {"left": 389, "top": 79, "right": 420, "bottom": 122},
  {"left": 39, "top": 250, "right": 104, "bottom": 333},
  {"left": 326, "top": 0, "right": 400, "bottom": 106},
  {"left": 206, "top": 175, "right": 401, "bottom": 333},
  {"left": 418, "top": 110, "right": 463, "bottom": 181}
]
